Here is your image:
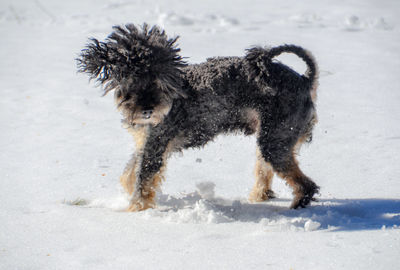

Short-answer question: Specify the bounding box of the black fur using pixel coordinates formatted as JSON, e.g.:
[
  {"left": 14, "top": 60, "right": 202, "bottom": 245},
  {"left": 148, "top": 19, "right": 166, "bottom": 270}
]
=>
[{"left": 77, "top": 24, "right": 320, "bottom": 211}]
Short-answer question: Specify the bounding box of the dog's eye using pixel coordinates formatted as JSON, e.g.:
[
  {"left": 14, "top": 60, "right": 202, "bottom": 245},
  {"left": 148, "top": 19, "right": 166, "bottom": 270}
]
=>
[
  {"left": 117, "top": 94, "right": 132, "bottom": 106},
  {"left": 115, "top": 90, "right": 122, "bottom": 99}
]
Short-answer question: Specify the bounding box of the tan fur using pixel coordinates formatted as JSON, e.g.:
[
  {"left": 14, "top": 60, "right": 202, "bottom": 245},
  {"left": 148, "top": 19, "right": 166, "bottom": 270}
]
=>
[
  {"left": 282, "top": 135, "right": 312, "bottom": 192},
  {"left": 277, "top": 162, "right": 304, "bottom": 194},
  {"left": 120, "top": 125, "right": 149, "bottom": 195},
  {"left": 249, "top": 149, "right": 275, "bottom": 202},
  {"left": 244, "top": 109, "right": 275, "bottom": 202},
  {"left": 275, "top": 154, "right": 308, "bottom": 207},
  {"left": 120, "top": 166, "right": 136, "bottom": 195},
  {"left": 243, "top": 108, "right": 261, "bottom": 135},
  {"left": 127, "top": 125, "right": 149, "bottom": 149}
]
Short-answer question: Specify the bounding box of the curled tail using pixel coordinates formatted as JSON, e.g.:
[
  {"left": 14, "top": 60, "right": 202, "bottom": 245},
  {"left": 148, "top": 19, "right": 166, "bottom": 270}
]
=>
[
  {"left": 267, "top": 45, "right": 318, "bottom": 83},
  {"left": 245, "top": 44, "right": 319, "bottom": 95}
]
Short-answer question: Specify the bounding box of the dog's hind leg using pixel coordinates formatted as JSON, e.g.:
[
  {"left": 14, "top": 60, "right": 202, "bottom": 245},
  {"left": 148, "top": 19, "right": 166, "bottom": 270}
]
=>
[
  {"left": 257, "top": 134, "right": 319, "bottom": 209},
  {"left": 275, "top": 155, "right": 319, "bottom": 209},
  {"left": 249, "top": 149, "right": 275, "bottom": 202}
]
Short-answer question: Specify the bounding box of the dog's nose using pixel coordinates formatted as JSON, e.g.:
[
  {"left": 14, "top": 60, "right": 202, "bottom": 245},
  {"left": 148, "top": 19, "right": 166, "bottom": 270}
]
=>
[{"left": 142, "top": 109, "right": 153, "bottom": 119}]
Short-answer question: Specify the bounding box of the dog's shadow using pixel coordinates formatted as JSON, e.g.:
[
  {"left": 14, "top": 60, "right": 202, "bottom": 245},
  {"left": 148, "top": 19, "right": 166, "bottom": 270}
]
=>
[{"left": 156, "top": 192, "right": 400, "bottom": 231}]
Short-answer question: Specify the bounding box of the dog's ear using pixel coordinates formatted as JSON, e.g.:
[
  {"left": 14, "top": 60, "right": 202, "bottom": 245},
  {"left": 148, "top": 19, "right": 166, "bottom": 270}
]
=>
[
  {"left": 77, "top": 38, "right": 118, "bottom": 94},
  {"left": 77, "top": 24, "right": 188, "bottom": 97}
]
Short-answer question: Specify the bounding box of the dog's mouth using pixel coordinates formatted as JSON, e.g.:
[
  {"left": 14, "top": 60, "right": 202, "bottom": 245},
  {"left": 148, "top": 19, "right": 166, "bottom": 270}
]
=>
[{"left": 131, "top": 116, "right": 156, "bottom": 126}]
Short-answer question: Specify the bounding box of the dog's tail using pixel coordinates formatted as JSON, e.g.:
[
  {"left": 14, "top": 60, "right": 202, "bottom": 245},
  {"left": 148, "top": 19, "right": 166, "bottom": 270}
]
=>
[
  {"left": 267, "top": 45, "right": 318, "bottom": 83},
  {"left": 245, "top": 45, "right": 319, "bottom": 96}
]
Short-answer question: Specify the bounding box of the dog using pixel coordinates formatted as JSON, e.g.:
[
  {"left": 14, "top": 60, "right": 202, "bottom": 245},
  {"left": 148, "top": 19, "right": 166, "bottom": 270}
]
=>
[{"left": 77, "top": 23, "right": 320, "bottom": 211}]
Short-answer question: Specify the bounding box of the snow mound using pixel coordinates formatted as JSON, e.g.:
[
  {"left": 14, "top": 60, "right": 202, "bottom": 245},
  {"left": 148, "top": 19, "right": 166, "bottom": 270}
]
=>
[
  {"left": 195, "top": 181, "right": 215, "bottom": 200},
  {"left": 288, "top": 13, "right": 325, "bottom": 28},
  {"left": 156, "top": 11, "right": 239, "bottom": 32},
  {"left": 148, "top": 198, "right": 233, "bottom": 224},
  {"left": 261, "top": 217, "right": 321, "bottom": 232},
  {"left": 343, "top": 15, "right": 394, "bottom": 31}
]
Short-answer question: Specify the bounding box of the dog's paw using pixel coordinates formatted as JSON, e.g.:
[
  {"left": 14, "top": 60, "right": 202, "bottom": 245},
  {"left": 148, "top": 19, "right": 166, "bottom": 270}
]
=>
[
  {"left": 290, "top": 185, "right": 319, "bottom": 209},
  {"left": 290, "top": 194, "right": 312, "bottom": 209},
  {"left": 126, "top": 198, "right": 155, "bottom": 212},
  {"left": 249, "top": 189, "right": 276, "bottom": 202}
]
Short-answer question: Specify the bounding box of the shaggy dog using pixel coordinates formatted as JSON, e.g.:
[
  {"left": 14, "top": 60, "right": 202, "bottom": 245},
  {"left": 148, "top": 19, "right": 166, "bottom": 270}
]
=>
[{"left": 77, "top": 23, "right": 320, "bottom": 211}]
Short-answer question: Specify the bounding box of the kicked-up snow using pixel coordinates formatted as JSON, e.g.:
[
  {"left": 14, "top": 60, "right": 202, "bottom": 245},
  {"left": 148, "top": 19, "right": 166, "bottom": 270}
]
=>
[{"left": 0, "top": 0, "right": 399, "bottom": 269}]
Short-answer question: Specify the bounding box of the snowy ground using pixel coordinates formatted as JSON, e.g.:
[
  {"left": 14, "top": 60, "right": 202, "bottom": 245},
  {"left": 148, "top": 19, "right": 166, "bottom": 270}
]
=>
[{"left": 1, "top": 0, "right": 400, "bottom": 269}]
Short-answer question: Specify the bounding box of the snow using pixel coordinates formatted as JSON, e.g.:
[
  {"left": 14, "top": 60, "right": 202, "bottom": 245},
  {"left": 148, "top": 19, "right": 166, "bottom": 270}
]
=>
[{"left": 1, "top": 0, "right": 400, "bottom": 269}]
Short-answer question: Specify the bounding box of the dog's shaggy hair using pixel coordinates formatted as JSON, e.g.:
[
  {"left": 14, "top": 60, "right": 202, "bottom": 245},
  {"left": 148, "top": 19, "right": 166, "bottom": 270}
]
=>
[{"left": 77, "top": 23, "right": 320, "bottom": 211}]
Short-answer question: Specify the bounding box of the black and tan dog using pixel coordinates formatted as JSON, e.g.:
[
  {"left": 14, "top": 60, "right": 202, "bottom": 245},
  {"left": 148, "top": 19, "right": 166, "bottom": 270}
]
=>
[{"left": 77, "top": 24, "right": 320, "bottom": 211}]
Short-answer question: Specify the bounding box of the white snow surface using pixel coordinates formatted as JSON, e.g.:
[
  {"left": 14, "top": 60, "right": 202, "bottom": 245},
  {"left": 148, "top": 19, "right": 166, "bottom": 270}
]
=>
[{"left": 1, "top": 0, "right": 400, "bottom": 269}]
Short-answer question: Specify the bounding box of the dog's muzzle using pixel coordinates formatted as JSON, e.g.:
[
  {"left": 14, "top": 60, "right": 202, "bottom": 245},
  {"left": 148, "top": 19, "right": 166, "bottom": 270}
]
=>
[{"left": 142, "top": 109, "right": 153, "bottom": 119}]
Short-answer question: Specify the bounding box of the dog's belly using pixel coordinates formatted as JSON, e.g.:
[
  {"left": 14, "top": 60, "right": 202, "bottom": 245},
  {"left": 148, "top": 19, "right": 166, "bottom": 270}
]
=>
[{"left": 176, "top": 107, "right": 259, "bottom": 149}]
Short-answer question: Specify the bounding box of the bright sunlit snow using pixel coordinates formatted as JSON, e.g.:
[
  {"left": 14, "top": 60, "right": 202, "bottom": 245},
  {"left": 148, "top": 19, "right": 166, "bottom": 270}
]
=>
[{"left": 1, "top": 0, "right": 399, "bottom": 269}]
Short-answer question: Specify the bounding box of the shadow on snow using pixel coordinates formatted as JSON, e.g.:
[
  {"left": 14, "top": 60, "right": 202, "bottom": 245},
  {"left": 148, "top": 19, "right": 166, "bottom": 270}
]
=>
[{"left": 157, "top": 193, "right": 400, "bottom": 231}]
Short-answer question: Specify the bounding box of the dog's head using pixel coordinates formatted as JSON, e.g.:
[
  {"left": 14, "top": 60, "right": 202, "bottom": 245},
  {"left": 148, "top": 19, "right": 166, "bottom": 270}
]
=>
[{"left": 77, "top": 24, "right": 187, "bottom": 125}]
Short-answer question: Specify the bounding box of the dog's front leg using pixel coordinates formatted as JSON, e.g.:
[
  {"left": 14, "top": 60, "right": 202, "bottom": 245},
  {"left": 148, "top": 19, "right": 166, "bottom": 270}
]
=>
[
  {"left": 120, "top": 125, "right": 149, "bottom": 195},
  {"left": 126, "top": 130, "right": 171, "bottom": 212}
]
